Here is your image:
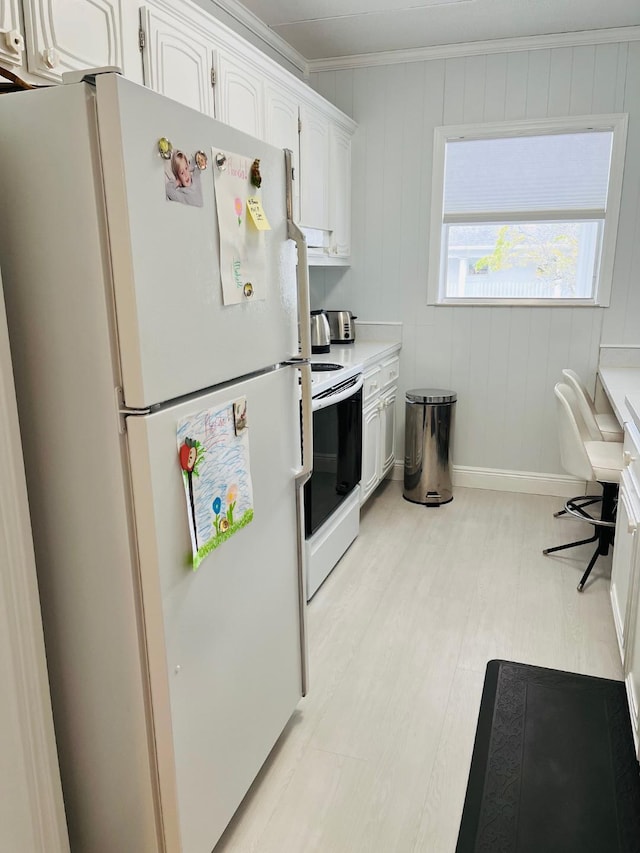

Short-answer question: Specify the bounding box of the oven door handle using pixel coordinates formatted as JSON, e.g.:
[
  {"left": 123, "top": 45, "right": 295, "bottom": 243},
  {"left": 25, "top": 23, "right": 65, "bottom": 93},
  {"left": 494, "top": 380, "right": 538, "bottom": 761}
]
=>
[{"left": 312, "top": 374, "right": 364, "bottom": 412}]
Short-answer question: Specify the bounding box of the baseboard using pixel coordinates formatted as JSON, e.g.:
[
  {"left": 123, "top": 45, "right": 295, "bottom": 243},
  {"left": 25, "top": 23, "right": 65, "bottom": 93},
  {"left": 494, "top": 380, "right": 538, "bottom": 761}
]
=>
[{"left": 388, "top": 461, "right": 585, "bottom": 498}]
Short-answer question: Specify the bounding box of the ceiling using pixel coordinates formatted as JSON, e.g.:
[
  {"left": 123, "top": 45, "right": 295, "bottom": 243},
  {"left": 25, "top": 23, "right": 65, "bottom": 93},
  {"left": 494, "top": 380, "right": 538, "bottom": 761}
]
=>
[{"left": 215, "top": 0, "right": 640, "bottom": 64}]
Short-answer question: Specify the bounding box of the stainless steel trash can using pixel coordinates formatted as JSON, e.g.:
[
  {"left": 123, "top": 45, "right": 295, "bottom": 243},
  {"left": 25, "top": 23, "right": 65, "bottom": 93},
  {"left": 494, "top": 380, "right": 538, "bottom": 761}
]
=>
[{"left": 403, "top": 388, "right": 456, "bottom": 505}]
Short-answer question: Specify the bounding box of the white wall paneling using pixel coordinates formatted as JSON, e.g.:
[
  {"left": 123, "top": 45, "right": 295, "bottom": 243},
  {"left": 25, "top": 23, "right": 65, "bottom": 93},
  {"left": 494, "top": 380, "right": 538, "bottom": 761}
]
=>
[{"left": 311, "top": 39, "right": 640, "bottom": 479}]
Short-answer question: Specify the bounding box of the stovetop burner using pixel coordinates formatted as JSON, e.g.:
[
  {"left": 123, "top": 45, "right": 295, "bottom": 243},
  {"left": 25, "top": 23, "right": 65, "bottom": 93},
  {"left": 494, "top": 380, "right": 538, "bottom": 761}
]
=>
[{"left": 311, "top": 362, "right": 343, "bottom": 372}]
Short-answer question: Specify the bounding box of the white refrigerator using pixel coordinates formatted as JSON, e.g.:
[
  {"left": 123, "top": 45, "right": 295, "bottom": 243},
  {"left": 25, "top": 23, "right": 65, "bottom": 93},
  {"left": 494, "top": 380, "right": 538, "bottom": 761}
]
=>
[{"left": 0, "top": 72, "right": 312, "bottom": 852}]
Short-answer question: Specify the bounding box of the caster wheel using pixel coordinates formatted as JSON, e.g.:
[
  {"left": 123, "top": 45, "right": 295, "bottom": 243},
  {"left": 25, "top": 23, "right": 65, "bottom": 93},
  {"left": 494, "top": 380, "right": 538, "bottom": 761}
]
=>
[{"left": 577, "top": 582, "right": 584, "bottom": 592}]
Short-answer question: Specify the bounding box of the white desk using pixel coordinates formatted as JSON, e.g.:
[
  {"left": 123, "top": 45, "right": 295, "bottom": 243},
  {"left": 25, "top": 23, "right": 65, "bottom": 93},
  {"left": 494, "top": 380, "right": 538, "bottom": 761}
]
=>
[{"left": 598, "top": 367, "right": 640, "bottom": 427}]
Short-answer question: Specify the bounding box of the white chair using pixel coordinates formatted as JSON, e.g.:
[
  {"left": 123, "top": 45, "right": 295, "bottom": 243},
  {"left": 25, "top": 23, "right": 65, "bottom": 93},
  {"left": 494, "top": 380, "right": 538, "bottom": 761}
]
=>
[
  {"left": 561, "top": 368, "right": 623, "bottom": 442},
  {"left": 544, "top": 382, "right": 623, "bottom": 591}
]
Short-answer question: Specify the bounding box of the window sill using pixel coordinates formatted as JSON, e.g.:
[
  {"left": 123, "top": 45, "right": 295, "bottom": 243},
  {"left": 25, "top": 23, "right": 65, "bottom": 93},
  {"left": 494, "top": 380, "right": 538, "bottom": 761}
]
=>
[{"left": 429, "top": 298, "right": 604, "bottom": 308}]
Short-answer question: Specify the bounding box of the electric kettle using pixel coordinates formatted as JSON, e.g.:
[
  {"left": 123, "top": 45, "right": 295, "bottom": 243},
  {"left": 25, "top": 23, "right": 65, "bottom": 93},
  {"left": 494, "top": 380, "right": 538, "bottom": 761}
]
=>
[{"left": 310, "top": 310, "right": 331, "bottom": 354}]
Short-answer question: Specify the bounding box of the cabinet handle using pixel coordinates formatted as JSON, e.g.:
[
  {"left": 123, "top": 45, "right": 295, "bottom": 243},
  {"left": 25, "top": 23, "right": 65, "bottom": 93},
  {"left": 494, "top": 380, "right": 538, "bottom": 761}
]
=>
[
  {"left": 41, "top": 48, "right": 59, "bottom": 69},
  {"left": 623, "top": 450, "right": 637, "bottom": 466},
  {"left": 620, "top": 489, "right": 638, "bottom": 535},
  {"left": 5, "top": 30, "right": 24, "bottom": 53}
]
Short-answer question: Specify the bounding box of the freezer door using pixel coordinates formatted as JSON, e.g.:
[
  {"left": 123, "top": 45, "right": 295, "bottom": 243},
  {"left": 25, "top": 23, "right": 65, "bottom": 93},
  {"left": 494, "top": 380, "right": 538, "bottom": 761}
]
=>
[
  {"left": 95, "top": 74, "right": 298, "bottom": 409},
  {"left": 125, "top": 366, "right": 302, "bottom": 853}
]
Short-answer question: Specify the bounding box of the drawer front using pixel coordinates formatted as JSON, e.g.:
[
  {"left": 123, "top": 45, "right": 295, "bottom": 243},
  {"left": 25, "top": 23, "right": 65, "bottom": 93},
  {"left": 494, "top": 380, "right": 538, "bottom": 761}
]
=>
[
  {"left": 380, "top": 356, "right": 399, "bottom": 389},
  {"left": 363, "top": 367, "right": 382, "bottom": 403}
]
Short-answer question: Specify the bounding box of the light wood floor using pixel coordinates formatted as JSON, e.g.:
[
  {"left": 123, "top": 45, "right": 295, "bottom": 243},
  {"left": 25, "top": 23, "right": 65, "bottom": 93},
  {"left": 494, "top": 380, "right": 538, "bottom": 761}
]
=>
[{"left": 215, "top": 482, "right": 622, "bottom": 852}]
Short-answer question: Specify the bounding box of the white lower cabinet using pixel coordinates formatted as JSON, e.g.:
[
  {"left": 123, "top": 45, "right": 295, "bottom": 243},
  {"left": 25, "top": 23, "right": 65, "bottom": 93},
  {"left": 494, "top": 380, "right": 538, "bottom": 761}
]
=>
[
  {"left": 612, "top": 421, "right": 640, "bottom": 757},
  {"left": 361, "top": 355, "right": 399, "bottom": 506},
  {"left": 361, "top": 396, "right": 382, "bottom": 504},
  {"left": 611, "top": 469, "right": 640, "bottom": 662},
  {"left": 380, "top": 387, "right": 397, "bottom": 478}
]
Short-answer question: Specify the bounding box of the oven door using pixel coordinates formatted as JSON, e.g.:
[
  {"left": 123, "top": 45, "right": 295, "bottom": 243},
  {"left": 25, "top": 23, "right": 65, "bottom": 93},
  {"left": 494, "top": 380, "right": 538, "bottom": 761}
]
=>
[{"left": 304, "top": 382, "right": 362, "bottom": 538}]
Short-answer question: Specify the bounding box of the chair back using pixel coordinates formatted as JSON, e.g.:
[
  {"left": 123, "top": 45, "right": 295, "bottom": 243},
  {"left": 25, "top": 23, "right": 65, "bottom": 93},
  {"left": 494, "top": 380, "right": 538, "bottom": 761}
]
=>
[
  {"left": 554, "top": 382, "right": 595, "bottom": 482},
  {"left": 561, "top": 369, "right": 601, "bottom": 441}
]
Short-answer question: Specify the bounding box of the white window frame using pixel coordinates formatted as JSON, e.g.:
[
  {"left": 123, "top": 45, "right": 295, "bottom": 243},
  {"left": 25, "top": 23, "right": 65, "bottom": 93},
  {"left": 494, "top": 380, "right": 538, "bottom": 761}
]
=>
[{"left": 427, "top": 114, "right": 628, "bottom": 307}]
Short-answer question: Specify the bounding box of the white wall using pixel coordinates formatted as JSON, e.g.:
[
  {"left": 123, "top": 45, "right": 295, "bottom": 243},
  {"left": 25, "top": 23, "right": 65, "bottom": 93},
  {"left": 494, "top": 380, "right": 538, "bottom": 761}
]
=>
[
  {"left": 310, "top": 40, "right": 640, "bottom": 477},
  {"left": 0, "top": 275, "right": 69, "bottom": 853}
]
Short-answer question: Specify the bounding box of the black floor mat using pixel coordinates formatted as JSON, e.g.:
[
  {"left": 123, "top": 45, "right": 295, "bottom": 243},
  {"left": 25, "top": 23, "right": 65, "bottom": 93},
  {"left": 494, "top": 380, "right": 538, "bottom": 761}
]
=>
[{"left": 456, "top": 660, "right": 640, "bottom": 853}]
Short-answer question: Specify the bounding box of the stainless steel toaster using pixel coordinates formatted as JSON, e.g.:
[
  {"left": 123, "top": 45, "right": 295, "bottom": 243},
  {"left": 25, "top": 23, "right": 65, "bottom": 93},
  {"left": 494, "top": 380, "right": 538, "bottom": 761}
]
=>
[{"left": 326, "top": 310, "right": 357, "bottom": 344}]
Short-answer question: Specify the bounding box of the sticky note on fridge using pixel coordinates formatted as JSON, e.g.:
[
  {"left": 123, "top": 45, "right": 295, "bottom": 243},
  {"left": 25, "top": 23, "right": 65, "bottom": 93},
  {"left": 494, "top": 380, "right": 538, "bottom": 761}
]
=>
[{"left": 246, "top": 197, "right": 271, "bottom": 230}]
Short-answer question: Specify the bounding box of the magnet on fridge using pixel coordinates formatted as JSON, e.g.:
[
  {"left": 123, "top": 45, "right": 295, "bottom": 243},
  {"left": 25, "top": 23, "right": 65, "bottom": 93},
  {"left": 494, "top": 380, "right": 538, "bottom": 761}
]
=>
[
  {"left": 195, "top": 151, "right": 208, "bottom": 170},
  {"left": 243, "top": 282, "right": 254, "bottom": 298},
  {"left": 157, "top": 137, "right": 173, "bottom": 159},
  {"left": 250, "top": 158, "right": 262, "bottom": 188},
  {"left": 233, "top": 397, "right": 248, "bottom": 433},
  {"left": 215, "top": 152, "right": 227, "bottom": 171}
]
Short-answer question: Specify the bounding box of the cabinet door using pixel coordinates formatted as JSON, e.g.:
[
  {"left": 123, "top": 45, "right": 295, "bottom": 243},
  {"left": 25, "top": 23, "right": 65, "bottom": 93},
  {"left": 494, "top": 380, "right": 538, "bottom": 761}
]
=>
[
  {"left": 329, "top": 124, "right": 352, "bottom": 258},
  {"left": 140, "top": 5, "right": 215, "bottom": 117},
  {"left": 611, "top": 473, "right": 640, "bottom": 663},
  {"left": 622, "top": 466, "right": 640, "bottom": 758},
  {"left": 215, "top": 50, "right": 264, "bottom": 139},
  {"left": 0, "top": 0, "right": 23, "bottom": 67},
  {"left": 361, "top": 401, "right": 381, "bottom": 505},
  {"left": 22, "top": 0, "right": 123, "bottom": 82},
  {"left": 299, "top": 102, "right": 330, "bottom": 231},
  {"left": 264, "top": 84, "right": 299, "bottom": 222},
  {"left": 380, "top": 388, "right": 397, "bottom": 478}
]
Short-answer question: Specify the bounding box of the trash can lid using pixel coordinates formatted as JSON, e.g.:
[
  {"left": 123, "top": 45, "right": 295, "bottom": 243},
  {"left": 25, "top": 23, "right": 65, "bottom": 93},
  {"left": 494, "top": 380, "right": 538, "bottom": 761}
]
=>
[{"left": 406, "top": 388, "right": 457, "bottom": 404}]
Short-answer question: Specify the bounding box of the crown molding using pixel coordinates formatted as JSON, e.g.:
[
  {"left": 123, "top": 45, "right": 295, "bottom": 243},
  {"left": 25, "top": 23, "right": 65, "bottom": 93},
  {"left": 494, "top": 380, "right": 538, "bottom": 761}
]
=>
[
  {"left": 206, "top": 0, "right": 309, "bottom": 74},
  {"left": 308, "top": 25, "right": 640, "bottom": 73}
]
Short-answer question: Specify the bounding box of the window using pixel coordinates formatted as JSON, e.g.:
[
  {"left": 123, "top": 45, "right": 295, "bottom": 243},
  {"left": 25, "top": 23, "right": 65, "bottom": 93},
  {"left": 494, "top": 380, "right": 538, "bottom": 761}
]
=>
[{"left": 428, "top": 115, "right": 628, "bottom": 306}]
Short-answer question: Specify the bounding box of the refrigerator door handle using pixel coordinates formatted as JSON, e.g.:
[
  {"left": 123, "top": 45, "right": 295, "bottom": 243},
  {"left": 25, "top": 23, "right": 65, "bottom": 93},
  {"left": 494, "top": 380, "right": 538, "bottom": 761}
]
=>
[
  {"left": 285, "top": 148, "right": 313, "bottom": 487},
  {"left": 296, "top": 360, "right": 313, "bottom": 486}
]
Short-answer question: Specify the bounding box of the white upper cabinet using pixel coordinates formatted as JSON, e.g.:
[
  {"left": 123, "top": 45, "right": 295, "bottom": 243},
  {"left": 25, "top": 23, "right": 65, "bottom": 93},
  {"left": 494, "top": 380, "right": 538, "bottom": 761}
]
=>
[
  {"left": 215, "top": 50, "right": 264, "bottom": 139},
  {"left": 264, "top": 84, "right": 299, "bottom": 221},
  {"left": 140, "top": 5, "right": 215, "bottom": 117},
  {"left": 299, "top": 102, "right": 330, "bottom": 232},
  {"left": 2, "top": 0, "right": 354, "bottom": 262},
  {"left": 22, "top": 0, "right": 123, "bottom": 82},
  {"left": 329, "top": 124, "right": 352, "bottom": 258},
  {"left": 0, "top": 0, "right": 24, "bottom": 67}
]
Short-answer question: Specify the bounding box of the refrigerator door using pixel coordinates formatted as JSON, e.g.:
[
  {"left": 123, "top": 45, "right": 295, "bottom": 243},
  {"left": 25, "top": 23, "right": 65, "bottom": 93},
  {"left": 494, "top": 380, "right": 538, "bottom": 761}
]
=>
[
  {"left": 125, "top": 366, "right": 302, "bottom": 852},
  {"left": 94, "top": 74, "right": 298, "bottom": 409}
]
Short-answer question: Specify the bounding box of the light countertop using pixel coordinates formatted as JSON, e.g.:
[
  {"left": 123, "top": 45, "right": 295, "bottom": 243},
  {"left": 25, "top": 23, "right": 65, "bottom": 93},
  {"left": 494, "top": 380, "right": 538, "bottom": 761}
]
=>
[
  {"left": 598, "top": 367, "right": 640, "bottom": 431},
  {"left": 311, "top": 340, "right": 401, "bottom": 372}
]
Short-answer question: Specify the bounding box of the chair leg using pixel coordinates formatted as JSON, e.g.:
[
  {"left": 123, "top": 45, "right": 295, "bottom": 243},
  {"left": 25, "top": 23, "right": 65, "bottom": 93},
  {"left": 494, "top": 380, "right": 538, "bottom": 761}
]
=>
[
  {"left": 577, "top": 545, "right": 600, "bottom": 592},
  {"left": 575, "top": 483, "right": 618, "bottom": 592},
  {"left": 543, "top": 532, "right": 598, "bottom": 556}
]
